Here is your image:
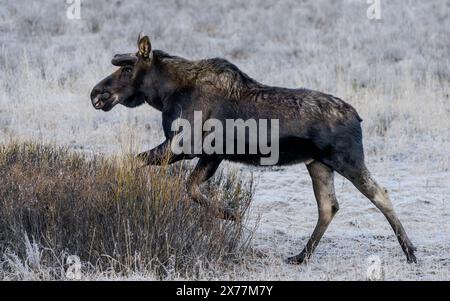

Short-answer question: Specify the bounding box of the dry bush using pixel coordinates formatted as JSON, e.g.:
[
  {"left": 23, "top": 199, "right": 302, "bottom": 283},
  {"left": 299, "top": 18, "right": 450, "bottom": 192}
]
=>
[{"left": 0, "top": 142, "right": 254, "bottom": 280}]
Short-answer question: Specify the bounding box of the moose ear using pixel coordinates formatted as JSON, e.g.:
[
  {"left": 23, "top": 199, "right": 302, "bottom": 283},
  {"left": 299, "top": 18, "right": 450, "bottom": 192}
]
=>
[{"left": 137, "top": 35, "right": 152, "bottom": 60}]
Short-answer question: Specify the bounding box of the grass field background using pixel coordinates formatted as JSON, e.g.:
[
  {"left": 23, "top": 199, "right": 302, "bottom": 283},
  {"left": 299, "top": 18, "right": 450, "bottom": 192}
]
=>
[{"left": 0, "top": 0, "right": 448, "bottom": 280}]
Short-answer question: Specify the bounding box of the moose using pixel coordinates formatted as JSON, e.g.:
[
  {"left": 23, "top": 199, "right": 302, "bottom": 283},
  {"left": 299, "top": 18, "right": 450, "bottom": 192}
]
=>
[{"left": 90, "top": 34, "right": 416, "bottom": 264}]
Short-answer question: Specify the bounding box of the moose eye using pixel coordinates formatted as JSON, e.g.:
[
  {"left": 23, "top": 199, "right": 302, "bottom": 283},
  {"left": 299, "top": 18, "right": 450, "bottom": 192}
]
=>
[{"left": 122, "top": 67, "right": 133, "bottom": 73}]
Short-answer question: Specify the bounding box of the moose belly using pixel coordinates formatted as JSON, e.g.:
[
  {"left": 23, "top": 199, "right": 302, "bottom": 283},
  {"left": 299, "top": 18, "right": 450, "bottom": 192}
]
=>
[{"left": 221, "top": 136, "right": 319, "bottom": 166}]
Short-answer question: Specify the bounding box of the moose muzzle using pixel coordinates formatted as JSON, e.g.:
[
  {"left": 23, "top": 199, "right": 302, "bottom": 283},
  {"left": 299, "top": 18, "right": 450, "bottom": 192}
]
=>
[{"left": 91, "top": 92, "right": 111, "bottom": 110}]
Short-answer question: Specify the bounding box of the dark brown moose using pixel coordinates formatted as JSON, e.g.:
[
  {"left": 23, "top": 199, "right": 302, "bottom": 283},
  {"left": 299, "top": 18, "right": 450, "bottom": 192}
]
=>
[{"left": 90, "top": 34, "right": 416, "bottom": 264}]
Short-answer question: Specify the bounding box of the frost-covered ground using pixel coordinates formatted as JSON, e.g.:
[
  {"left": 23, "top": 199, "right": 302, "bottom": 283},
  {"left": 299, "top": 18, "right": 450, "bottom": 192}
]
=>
[{"left": 0, "top": 0, "right": 449, "bottom": 280}]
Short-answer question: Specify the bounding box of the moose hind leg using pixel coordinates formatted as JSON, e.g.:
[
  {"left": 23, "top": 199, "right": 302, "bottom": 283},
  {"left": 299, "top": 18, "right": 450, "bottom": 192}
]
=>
[
  {"left": 338, "top": 165, "right": 417, "bottom": 263},
  {"left": 286, "top": 161, "right": 339, "bottom": 264}
]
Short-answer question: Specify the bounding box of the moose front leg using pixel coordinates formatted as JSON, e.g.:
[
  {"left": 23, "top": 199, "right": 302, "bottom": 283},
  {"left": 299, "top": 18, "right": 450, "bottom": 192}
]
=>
[
  {"left": 137, "top": 139, "right": 186, "bottom": 166},
  {"left": 187, "top": 158, "right": 237, "bottom": 221}
]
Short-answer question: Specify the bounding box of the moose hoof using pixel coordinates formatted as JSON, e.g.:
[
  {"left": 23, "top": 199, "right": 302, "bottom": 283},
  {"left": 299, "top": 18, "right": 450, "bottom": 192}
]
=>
[
  {"left": 406, "top": 251, "right": 417, "bottom": 264},
  {"left": 404, "top": 242, "right": 417, "bottom": 263},
  {"left": 285, "top": 254, "right": 306, "bottom": 265}
]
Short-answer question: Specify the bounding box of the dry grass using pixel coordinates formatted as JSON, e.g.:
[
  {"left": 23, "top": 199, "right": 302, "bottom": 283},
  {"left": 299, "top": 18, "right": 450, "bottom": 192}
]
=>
[{"left": 0, "top": 142, "right": 255, "bottom": 280}]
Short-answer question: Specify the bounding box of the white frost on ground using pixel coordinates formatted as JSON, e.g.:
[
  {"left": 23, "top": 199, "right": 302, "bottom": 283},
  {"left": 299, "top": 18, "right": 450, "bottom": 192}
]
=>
[
  {"left": 239, "top": 160, "right": 449, "bottom": 280},
  {"left": 0, "top": 0, "right": 449, "bottom": 280}
]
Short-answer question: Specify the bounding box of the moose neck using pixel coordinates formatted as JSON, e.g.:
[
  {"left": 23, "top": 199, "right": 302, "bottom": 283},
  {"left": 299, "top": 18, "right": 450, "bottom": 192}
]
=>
[{"left": 140, "top": 51, "right": 193, "bottom": 110}]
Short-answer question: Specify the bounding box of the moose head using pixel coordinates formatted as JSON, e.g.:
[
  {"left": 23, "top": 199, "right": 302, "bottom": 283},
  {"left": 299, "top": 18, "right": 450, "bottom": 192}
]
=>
[{"left": 90, "top": 33, "right": 156, "bottom": 111}]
